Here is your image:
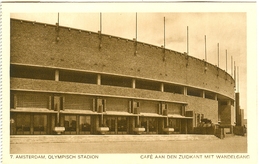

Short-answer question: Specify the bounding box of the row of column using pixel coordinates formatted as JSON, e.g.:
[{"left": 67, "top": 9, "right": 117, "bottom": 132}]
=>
[{"left": 54, "top": 70, "right": 217, "bottom": 100}]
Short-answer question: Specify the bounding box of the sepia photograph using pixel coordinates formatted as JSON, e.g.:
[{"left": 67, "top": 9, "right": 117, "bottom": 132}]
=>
[{"left": 2, "top": 2, "right": 258, "bottom": 164}]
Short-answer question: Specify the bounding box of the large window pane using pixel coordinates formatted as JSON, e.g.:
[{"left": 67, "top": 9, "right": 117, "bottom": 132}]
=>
[
  {"left": 33, "top": 114, "right": 47, "bottom": 134},
  {"left": 64, "top": 115, "right": 77, "bottom": 134},
  {"left": 104, "top": 116, "right": 116, "bottom": 134},
  {"left": 16, "top": 114, "right": 31, "bottom": 135},
  {"left": 117, "top": 117, "right": 127, "bottom": 134},
  {"left": 148, "top": 118, "right": 157, "bottom": 133},
  {"left": 169, "top": 119, "right": 180, "bottom": 132},
  {"left": 140, "top": 118, "right": 148, "bottom": 133},
  {"left": 79, "top": 116, "right": 91, "bottom": 134}
]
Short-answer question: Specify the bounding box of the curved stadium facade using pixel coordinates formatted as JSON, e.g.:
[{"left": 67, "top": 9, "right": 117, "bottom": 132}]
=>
[{"left": 10, "top": 18, "right": 235, "bottom": 135}]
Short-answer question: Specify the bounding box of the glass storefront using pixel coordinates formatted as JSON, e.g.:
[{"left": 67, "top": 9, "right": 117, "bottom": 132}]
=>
[
  {"left": 79, "top": 116, "right": 91, "bottom": 134},
  {"left": 10, "top": 113, "right": 48, "bottom": 135},
  {"left": 64, "top": 115, "right": 77, "bottom": 135},
  {"left": 168, "top": 119, "right": 181, "bottom": 133},
  {"left": 104, "top": 116, "right": 116, "bottom": 134},
  {"left": 140, "top": 117, "right": 158, "bottom": 134},
  {"left": 33, "top": 114, "right": 47, "bottom": 134},
  {"left": 10, "top": 113, "right": 187, "bottom": 135},
  {"left": 103, "top": 116, "right": 128, "bottom": 135},
  {"left": 117, "top": 117, "right": 127, "bottom": 134},
  {"left": 16, "top": 113, "right": 31, "bottom": 135}
]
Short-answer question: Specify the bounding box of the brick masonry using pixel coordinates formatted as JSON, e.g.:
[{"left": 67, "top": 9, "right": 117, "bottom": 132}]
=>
[
  {"left": 11, "top": 19, "right": 235, "bottom": 99},
  {"left": 10, "top": 19, "right": 236, "bottom": 127}
]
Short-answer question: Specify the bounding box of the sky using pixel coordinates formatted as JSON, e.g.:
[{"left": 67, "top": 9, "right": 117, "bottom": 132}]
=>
[{"left": 10, "top": 12, "right": 247, "bottom": 118}]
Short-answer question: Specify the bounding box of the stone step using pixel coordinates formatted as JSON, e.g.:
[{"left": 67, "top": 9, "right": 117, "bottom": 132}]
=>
[
  {"left": 10, "top": 134, "right": 219, "bottom": 144},
  {"left": 225, "top": 133, "right": 235, "bottom": 137}
]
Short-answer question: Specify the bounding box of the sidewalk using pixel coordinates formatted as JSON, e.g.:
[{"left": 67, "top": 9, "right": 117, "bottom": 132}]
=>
[
  {"left": 10, "top": 135, "right": 247, "bottom": 154},
  {"left": 10, "top": 134, "right": 218, "bottom": 144}
]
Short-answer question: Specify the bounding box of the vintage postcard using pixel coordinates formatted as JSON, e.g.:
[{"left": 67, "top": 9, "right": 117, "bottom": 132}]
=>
[{"left": 1, "top": 1, "right": 258, "bottom": 164}]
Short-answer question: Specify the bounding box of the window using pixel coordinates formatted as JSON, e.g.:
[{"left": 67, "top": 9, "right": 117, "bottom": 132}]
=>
[
  {"left": 148, "top": 118, "right": 157, "bottom": 133},
  {"left": 33, "top": 114, "right": 47, "bottom": 134},
  {"left": 104, "top": 116, "right": 116, "bottom": 134},
  {"left": 95, "top": 98, "right": 106, "bottom": 112},
  {"left": 11, "top": 65, "right": 54, "bottom": 80},
  {"left": 168, "top": 119, "right": 180, "bottom": 133},
  {"left": 16, "top": 113, "right": 31, "bottom": 135},
  {"left": 52, "top": 96, "right": 64, "bottom": 111},
  {"left": 79, "top": 116, "right": 91, "bottom": 134},
  {"left": 117, "top": 117, "right": 127, "bottom": 134},
  {"left": 64, "top": 115, "right": 77, "bottom": 134}
]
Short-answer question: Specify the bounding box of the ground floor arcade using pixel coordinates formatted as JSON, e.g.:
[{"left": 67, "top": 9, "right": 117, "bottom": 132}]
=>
[{"left": 10, "top": 112, "right": 192, "bottom": 135}]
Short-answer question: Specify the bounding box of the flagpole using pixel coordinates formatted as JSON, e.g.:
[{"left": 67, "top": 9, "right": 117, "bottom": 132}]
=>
[
  {"left": 164, "top": 17, "right": 165, "bottom": 49},
  {"left": 205, "top": 35, "right": 207, "bottom": 61},
  {"left": 136, "top": 12, "right": 137, "bottom": 40},
  {"left": 187, "top": 26, "right": 189, "bottom": 55},
  {"left": 226, "top": 49, "right": 228, "bottom": 72},
  {"left": 100, "top": 12, "right": 102, "bottom": 33},
  {"left": 58, "top": 12, "right": 59, "bottom": 25},
  {"left": 217, "top": 43, "right": 219, "bottom": 67},
  {"left": 234, "top": 61, "right": 236, "bottom": 91},
  {"left": 231, "top": 56, "right": 233, "bottom": 77},
  {"left": 238, "top": 66, "right": 240, "bottom": 92}
]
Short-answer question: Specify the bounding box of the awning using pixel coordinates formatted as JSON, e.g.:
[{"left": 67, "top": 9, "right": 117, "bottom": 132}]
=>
[
  {"left": 139, "top": 112, "right": 166, "bottom": 118},
  {"left": 10, "top": 108, "right": 57, "bottom": 113},
  {"left": 168, "top": 114, "right": 193, "bottom": 119},
  {"left": 104, "top": 111, "right": 135, "bottom": 116},
  {"left": 60, "top": 109, "right": 99, "bottom": 115}
]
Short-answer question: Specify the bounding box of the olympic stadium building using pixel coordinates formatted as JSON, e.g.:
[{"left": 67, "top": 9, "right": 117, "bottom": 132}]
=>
[{"left": 10, "top": 18, "right": 236, "bottom": 135}]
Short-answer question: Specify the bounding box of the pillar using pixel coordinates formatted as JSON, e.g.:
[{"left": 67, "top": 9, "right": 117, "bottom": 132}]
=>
[
  {"left": 96, "top": 115, "right": 100, "bottom": 127},
  {"left": 97, "top": 74, "right": 101, "bottom": 85},
  {"left": 132, "top": 79, "right": 136, "bottom": 89},
  {"left": 194, "top": 113, "right": 197, "bottom": 127},
  {"left": 215, "top": 94, "right": 218, "bottom": 100},
  {"left": 137, "top": 116, "right": 140, "bottom": 127},
  {"left": 202, "top": 90, "right": 205, "bottom": 98},
  {"left": 55, "top": 70, "right": 59, "bottom": 81},
  {"left": 183, "top": 87, "right": 187, "bottom": 96},
  {"left": 185, "top": 120, "right": 188, "bottom": 134},
  {"left": 76, "top": 115, "right": 79, "bottom": 134},
  {"left": 227, "top": 100, "right": 231, "bottom": 105},
  {"left": 147, "top": 119, "right": 149, "bottom": 133},
  {"left": 160, "top": 83, "right": 164, "bottom": 92},
  {"left": 30, "top": 114, "right": 34, "bottom": 134},
  {"left": 13, "top": 94, "right": 17, "bottom": 109}
]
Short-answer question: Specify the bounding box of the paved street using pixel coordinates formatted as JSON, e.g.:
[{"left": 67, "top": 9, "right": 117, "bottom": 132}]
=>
[{"left": 10, "top": 135, "right": 247, "bottom": 154}]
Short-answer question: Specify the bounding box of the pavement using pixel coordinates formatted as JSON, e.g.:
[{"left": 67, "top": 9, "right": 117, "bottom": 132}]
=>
[{"left": 10, "top": 135, "right": 247, "bottom": 154}]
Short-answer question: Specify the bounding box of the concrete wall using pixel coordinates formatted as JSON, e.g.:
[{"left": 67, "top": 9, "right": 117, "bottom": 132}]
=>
[
  {"left": 11, "top": 78, "right": 219, "bottom": 125},
  {"left": 167, "top": 103, "right": 182, "bottom": 115},
  {"left": 105, "top": 97, "right": 128, "bottom": 112},
  {"left": 186, "top": 96, "right": 218, "bottom": 124},
  {"left": 64, "top": 94, "right": 93, "bottom": 110},
  {"left": 219, "top": 104, "right": 234, "bottom": 126},
  {"left": 11, "top": 19, "right": 235, "bottom": 99},
  {"left": 138, "top": 100, "right": 158, "bottom": 113},
  {"left": 15, "top": 92, "right": 49, "bottom": 108}
]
